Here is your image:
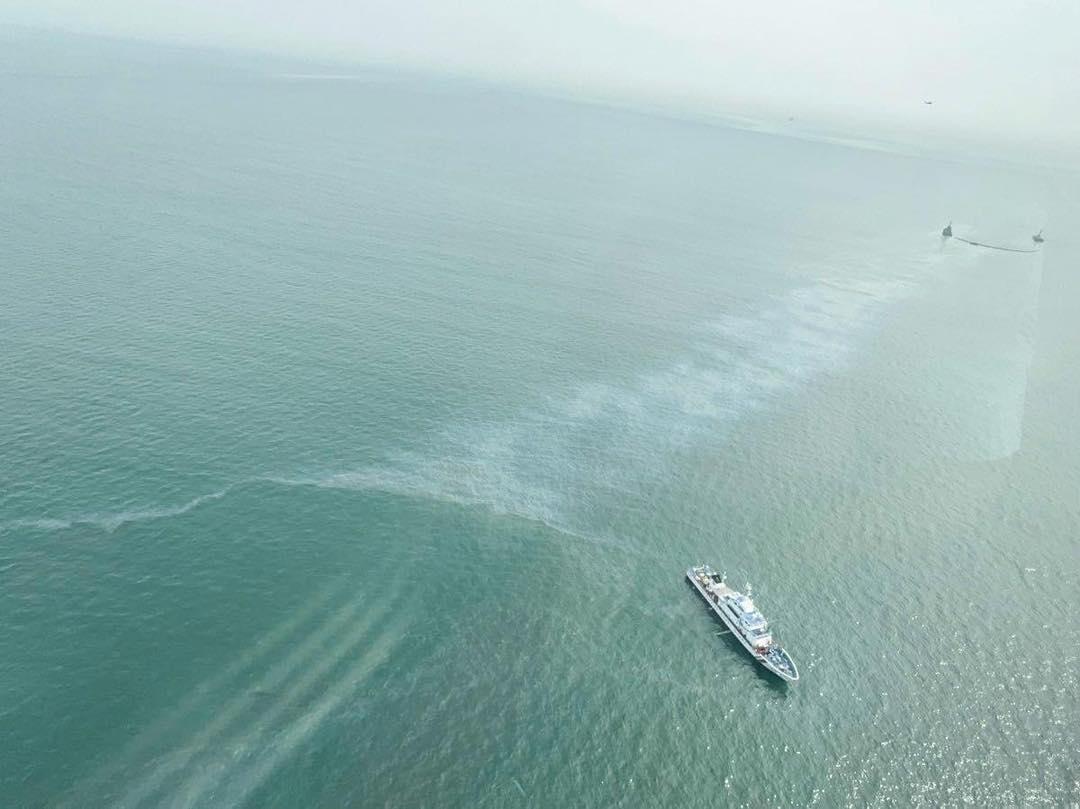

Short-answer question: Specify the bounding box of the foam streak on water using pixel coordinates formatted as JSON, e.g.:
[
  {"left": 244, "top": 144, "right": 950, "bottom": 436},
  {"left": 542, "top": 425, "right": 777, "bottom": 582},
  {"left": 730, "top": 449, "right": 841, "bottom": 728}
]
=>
[
  {"left": 55, "top": 579, "right": 346, "bottom": 809},
  {"left": 2, "top": 277, "right": 911, "bottom": 539},
  {"left": 165, "top": 599, "right": 405, "bottom": 809},
  {"left": 188, "top": 617, "right": 407, "bottom": 809},
  {"left": 271, "top": 277, "right": 913, "bottom": 537},
  {"left": 111, "top": 592, "right": 396, "bottom": 809}
]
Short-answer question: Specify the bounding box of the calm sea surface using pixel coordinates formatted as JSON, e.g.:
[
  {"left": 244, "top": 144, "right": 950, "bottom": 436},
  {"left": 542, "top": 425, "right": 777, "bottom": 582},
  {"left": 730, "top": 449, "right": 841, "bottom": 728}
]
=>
[{"left": 1, "top": 31, "right": 1078, "bottom": 809}]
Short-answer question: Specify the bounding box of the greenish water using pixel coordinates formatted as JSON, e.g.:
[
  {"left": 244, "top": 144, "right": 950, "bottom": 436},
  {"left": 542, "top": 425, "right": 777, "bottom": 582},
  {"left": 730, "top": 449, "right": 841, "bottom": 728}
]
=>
[{"left": 1, "top": 30, "right": 1078, "bottom": 809}]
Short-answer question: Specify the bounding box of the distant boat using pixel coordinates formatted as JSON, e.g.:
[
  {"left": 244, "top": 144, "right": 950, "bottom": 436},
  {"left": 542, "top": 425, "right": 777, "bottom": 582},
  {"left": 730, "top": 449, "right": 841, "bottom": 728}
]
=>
[
  {"left": 1033, "top": 230, "right": 1045, "bottom": 244},
  {"left": 924, "top": 100, "right": 934, "bottom": 105},
  {"left": 942, "top": 222, "right": 953, "bottom": 238}
]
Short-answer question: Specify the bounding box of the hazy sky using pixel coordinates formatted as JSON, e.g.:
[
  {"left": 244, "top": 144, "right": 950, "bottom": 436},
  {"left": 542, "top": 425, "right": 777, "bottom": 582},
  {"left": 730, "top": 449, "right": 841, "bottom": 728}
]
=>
[{"left": 5, "top": 0, "right": 1079, "bottom": 160}]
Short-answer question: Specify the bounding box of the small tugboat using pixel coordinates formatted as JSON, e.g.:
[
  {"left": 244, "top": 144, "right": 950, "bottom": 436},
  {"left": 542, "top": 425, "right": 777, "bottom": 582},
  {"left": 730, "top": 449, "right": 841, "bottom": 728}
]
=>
[
  {"left": 686, "top": 565, "right": 799, "bottom": 682},
  {"left": 1033, "top": 229, "right": 1045, "bottom": 244},
  {"left": 942, "top": 222, "right": 953, "bottom": 238}
]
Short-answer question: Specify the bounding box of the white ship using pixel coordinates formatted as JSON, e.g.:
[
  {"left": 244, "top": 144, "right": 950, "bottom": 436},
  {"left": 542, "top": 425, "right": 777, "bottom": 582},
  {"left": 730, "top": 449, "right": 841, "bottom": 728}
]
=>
[{"left": 686, "top": 565, "right": 799, "bottom": 682}]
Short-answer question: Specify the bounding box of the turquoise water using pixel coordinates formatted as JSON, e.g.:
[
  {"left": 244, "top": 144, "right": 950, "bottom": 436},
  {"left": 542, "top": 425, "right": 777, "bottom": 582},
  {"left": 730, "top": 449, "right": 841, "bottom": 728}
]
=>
[{"left": 2, "top": 31, "right": 1078, "bottom": 808}]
